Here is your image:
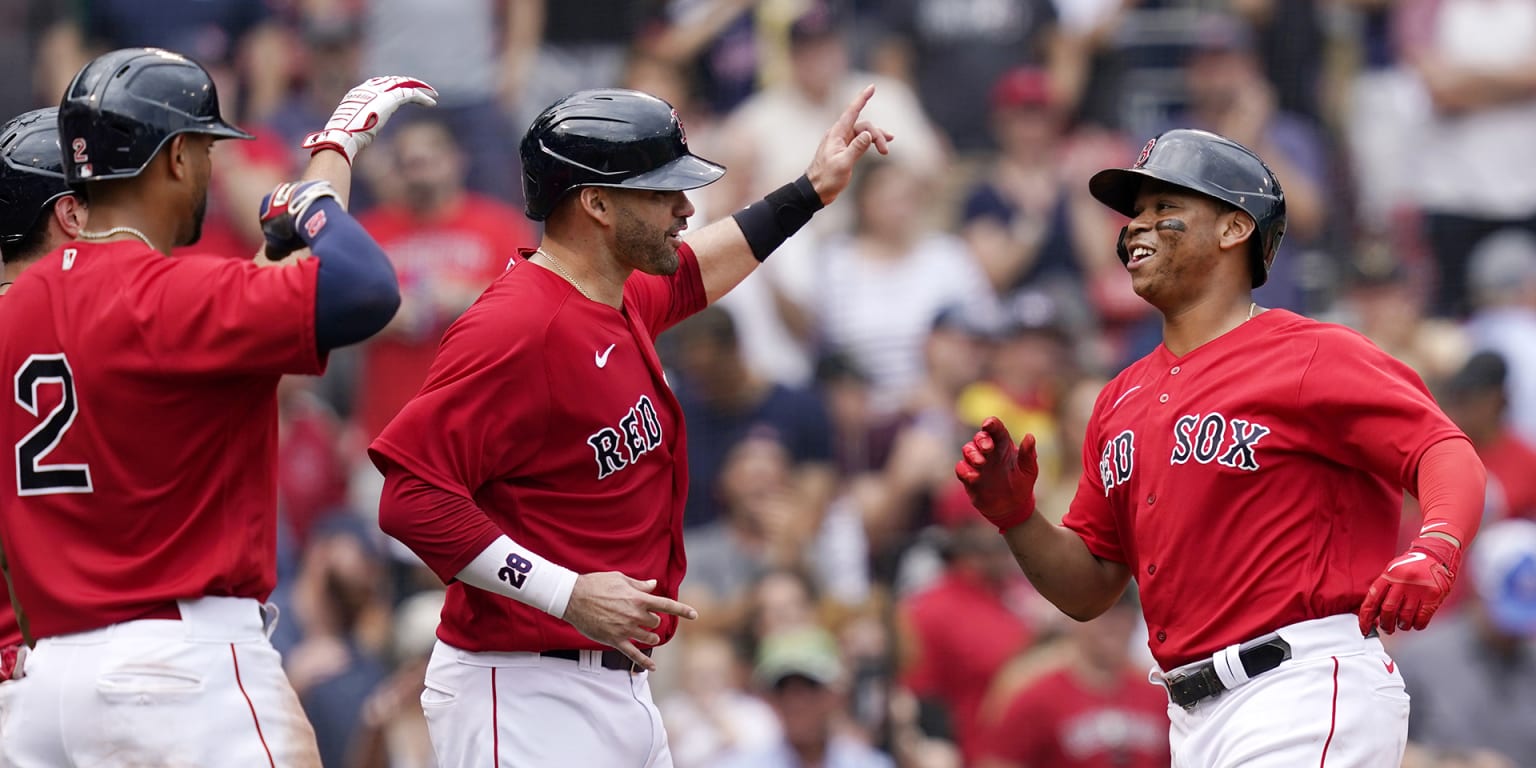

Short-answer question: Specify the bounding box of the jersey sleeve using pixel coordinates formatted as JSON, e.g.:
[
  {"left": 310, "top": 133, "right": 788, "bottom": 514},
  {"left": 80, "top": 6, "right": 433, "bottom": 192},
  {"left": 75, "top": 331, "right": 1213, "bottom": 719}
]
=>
[
  {"left": 1297, "top": 330, "right": 1468, "bottom": 489},
  {"left": 369, "top": 286, "right": 550, "bottom": 500},
  {"left": 130, "top": 254, "right": 324, "bottom": 376},
  {"left": 622, "top": 242, "right": 707, "bottom": 338},
  {"left": 1061, "top": 389, "right": 1129, "bottom": 564}
]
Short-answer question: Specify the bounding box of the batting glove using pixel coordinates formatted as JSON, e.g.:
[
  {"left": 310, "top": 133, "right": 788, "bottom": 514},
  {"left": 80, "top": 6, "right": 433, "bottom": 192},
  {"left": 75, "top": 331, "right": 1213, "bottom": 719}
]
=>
[
  {"left": 1359, "top": 535, "right": 1461, "bottom": 635},
  {"left": 954, "top": 417, "right": 1039, "bottom": 532},
  {"left": 260, "top": 180, "right": 340, "bottom": 260},
  {"left": 301, "top": 76, "right": 439, "bottom": 164}
]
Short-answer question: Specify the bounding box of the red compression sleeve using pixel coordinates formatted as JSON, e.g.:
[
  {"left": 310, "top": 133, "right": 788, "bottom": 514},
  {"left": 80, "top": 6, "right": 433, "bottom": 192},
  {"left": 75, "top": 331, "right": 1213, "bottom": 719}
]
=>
[
  {"left": 1413, "top": 437, "right": 1487, "bottom": 547},
  {"left": 377, "top": 460, "right": 504, "bottom": 583}
]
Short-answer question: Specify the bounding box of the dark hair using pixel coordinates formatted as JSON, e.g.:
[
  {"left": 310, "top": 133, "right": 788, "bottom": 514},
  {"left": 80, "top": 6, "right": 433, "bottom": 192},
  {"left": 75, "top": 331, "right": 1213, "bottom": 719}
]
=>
[{"left": 0, "top": 203, "right": 53, "bottom": 263}]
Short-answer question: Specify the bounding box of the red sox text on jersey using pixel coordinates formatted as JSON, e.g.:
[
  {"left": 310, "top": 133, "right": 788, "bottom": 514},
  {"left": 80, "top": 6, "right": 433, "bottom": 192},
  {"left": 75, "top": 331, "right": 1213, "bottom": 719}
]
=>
[{"left": 1100, "top": 414, "right": 1273, "bottom": 492}]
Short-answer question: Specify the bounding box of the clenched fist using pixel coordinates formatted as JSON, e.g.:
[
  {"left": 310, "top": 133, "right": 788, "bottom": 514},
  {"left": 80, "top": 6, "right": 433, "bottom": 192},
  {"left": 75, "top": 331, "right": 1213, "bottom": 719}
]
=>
[
  {"left": 954, "top": 416, "right": 1039, "bottom": 532},
  {"left": 1359, "top": 535, "right": 1461, "bottom": 635},
  {"left": 302, "top": 76, "right": 439, "bottom": 164}
]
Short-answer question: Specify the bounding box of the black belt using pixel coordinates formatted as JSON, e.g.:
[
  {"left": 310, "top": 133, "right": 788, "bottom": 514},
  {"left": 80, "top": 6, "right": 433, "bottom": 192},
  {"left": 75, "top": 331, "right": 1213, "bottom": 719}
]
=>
[
  {"left": 540, "top": 647, "right": 651, "bottom": 671},
  {"left": 1162, "top": 636, "right": 1292, "bottom": 709}
]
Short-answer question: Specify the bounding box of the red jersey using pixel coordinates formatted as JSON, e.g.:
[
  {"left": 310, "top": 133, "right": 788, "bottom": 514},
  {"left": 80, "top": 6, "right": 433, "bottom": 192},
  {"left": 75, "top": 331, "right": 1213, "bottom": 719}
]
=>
[
  {"left": 0, "top": 241, "right": 324, "bottom": 639},
  {"left": 900, "top": 568, "right": 1036, "bottom": 763},
  {"left": 370, "top": 245, "right": 706, "bottom": 654},
  {"left": 355, "top": 196, "right": 533, "bottom": 440},
  {"left": 1063, "top": 310, "right": 1467, "bottom": 669},
  {"left": 982, "top": 663, "right": 1170, "bottom": 767}
]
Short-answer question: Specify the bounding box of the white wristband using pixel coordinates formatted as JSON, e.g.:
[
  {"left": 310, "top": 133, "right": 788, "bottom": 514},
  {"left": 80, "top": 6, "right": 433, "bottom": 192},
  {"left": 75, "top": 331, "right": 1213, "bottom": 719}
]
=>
[{"left": 455, "top": 535, "right": 579, "bottom": 619}]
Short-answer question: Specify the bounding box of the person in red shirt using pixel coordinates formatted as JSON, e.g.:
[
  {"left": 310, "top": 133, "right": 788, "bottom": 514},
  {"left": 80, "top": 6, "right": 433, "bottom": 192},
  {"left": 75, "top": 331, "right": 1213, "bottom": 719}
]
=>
[
  {"left": 355, "top": 117, "right": 535, "bottom": 441},
  {"left": 0, "top": 50, "right": 432, "bottom": 765},
  {"left": 898, "top": 486, "right": 1039, "bottom": 764},
  {"left": 956, "top": 129, "right": 1487, "bottom": 766},
  {"left": 0, "top": 107, "right": 90, "bottom": 682},
  {"left": 1442, "top": 350, "right": 1536, "bottom": 522},
  {"left": 979, "top": 589, "right": 1169, "bottom": 768},
  {"left": 370, "top": 87, "right": 891, "bottom": 767}
]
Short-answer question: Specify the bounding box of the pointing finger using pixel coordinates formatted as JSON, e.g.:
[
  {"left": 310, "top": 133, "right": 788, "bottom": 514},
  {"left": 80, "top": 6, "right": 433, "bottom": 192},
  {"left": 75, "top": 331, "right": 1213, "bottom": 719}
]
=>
[
  {"left": 832, "top": 84, "right": 876, "bottom": 138},
  {"left": 644, "top": 595, "right": 698, "bottom": 621}
]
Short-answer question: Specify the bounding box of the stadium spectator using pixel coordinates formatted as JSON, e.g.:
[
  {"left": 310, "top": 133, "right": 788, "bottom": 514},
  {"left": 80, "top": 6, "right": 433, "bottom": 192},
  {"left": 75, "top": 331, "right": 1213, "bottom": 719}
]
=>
[
  {"left": 719, "top": 626, "right": 896, "bottom": 768},
  {"left": 353, "top": 117, "right": 533, "bottom": 443},
  {"left": 659, "top": 630, "right": 783, "bottom": 768},
  {"left": 977, "top": 589, "right": 1168, "bottom": 768},
  {"left": 1441, "top": 352, "right": 1536, "bottom": 522},
  {"left": 1398, "top": 0, "right": 1536, "bottom": 317},
  {"left": 1394, "top": 519, "right": 1536, "bottom": 765},
  {"left": 1464, "top": 229, "right": 1536, "bottom": 445}
]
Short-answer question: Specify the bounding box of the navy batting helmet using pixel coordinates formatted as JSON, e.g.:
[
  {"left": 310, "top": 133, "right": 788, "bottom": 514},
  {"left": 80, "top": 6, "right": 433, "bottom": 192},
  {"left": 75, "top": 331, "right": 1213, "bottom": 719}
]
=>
[
  {"left": 519, "top": 89, "right": 725, "bottom": 221},
  {"left": 59, "top": 47, "right": 252, "bottom": 185},
  {"left": 0, "top": 108, "right": 71, "bottom": 246},
  {"left": 1089, "top": 129, "right": 1285, "bottom": 288}
]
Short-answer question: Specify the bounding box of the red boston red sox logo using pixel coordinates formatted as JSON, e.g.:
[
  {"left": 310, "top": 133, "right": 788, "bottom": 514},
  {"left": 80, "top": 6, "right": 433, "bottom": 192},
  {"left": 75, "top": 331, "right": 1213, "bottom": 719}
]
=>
[{"left": 1134, "top": 138, "right": 1156, "bottom": 168}]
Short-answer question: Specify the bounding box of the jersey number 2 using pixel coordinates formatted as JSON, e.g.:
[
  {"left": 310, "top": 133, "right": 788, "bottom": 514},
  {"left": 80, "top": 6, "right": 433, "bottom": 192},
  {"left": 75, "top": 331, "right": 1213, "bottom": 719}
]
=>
[{"left": 14, "top": 354, "right": 92, "bottom": 495}]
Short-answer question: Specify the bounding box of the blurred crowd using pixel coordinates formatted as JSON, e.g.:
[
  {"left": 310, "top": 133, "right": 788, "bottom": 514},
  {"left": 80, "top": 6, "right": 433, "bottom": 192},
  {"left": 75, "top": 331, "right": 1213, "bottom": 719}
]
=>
[{"left": 6, "top": 0, "right": 1536, "bottom": 766}]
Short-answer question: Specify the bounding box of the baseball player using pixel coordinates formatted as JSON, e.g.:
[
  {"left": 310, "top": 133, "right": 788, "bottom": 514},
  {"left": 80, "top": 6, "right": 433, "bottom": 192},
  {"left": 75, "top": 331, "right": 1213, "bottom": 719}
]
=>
[
  {"left": 956, "top": 129, "right": 1488, "bottom": 767},
  {"left": 370, "top": 86, "right": 891, "bottom": 767},
  {"left": 0, "top": 107, "right": 89, "bottom": 685},
  {"left": 0, "top": 48, "right": 433, "bottom": 765}
]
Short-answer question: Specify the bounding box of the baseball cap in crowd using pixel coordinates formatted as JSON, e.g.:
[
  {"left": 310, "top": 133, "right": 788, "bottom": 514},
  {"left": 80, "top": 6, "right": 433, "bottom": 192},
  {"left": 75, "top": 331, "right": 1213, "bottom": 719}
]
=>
[
  {"left": 753, "top": 626, "right": 844, "bottom": 689},
  {"left": 990, "top": 67, "right": 1056, "bottom": 113},
  {"left": 1471, "top": 518, "right": 1536, "bottom": 636},
  {"left": 1468, "top": 229, "right": 1536, "bottom": 304},
  {"left": 789, "top": 2, "right": 842, "bottom": 47},
  {"left": 1443, "top": 351, "right": 1508, "bottom": 403},
  {"left": 994, "top": 290, "right": 1069, "bottom": 341}
]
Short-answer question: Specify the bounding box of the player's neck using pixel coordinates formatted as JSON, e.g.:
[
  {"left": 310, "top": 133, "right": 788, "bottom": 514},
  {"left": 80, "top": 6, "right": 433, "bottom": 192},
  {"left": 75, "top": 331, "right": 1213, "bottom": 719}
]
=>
[
  {"left": 78, "top": 206, "right": 176, "bottom": 256},
  {"left": 532, "top": 239, "right": 626, "bottom": 309},
  {"left": 1159, "top": 294, "right": 1257, "bottom": 357}
]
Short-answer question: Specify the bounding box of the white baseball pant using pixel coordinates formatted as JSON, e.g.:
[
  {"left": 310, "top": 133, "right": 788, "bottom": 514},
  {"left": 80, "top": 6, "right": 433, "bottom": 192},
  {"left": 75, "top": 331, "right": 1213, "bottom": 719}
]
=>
[
  {"left": 0, "top": 596, "right": 320, "bottom": 767},
  {"left": 1159, "top": 614, "right": 1409, "bottom": 767},
  {"left": 421, "top": 639, "right": 674, "bottom": 768}
]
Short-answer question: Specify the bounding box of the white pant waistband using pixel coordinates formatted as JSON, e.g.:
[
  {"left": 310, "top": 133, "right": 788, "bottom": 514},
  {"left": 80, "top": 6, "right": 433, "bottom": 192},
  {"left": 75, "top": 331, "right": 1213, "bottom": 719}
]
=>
[{"left": 42, "top": 597, "right": 272, "bottom": 646}]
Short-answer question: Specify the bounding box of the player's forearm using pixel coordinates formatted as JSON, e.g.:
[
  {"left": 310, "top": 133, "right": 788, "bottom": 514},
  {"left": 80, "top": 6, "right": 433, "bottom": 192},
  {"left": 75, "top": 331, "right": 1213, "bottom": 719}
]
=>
[
  {"left": 694, "top": 174, "right": 825, "bottom": 304},
  {"left": 377, "top": 463, "right": 505, "bottom": 583},
  {"left": 300, "top": 149, "right": 353, "bottom": 208},
  {"left": 1413, "top": 436, "right": 1486, "bottom": 547},
  {"left": 1002, "top": 515, "right": 1131, "bottom": 621}
]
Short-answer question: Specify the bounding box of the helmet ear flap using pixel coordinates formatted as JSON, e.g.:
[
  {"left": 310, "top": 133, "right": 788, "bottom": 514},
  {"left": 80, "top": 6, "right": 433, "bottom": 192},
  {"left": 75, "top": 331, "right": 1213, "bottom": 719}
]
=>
[{"left": 1116, "top": 225, "right": 1131, "bottom": 267}]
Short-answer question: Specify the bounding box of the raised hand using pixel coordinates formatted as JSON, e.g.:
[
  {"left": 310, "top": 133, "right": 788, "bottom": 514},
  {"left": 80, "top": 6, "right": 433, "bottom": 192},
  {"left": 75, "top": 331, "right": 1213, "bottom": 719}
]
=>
[
  {"left": 259, "top": 180, "right": 339, "bottom": 261},
  {"left": 954, "top": 416, "right": 1040, "bottom": 532},
  {"left": 302, "top": 76, "right": 439, "bottom": 164},
  {"left": 804, "top": 84, "right": 895, "bottom": 205},
  {"left": 562, "top": 571, "right": 698, "bottom": 672},
  {"left": 1359, "top": 536, "right": 1461, "bottom": 635}
]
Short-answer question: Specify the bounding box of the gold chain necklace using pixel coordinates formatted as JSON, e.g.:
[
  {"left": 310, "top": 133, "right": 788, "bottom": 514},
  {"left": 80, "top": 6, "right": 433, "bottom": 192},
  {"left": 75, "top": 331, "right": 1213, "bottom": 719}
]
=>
[
  {"left": 79, "top": 226, "right": 157, "bottom": 252},
  {"left": 535, "top": 248, "right": 591, "bottom": 300}
]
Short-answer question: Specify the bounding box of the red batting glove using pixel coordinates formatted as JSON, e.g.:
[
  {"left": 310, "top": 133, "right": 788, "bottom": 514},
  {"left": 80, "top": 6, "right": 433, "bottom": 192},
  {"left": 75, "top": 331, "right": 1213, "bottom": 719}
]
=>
[
  {"left": 1359, "top": 536, "right": 1461, "bottom": 636},
  {"left": 954, "top": 417, "right": 1039, "bottom": 532}
]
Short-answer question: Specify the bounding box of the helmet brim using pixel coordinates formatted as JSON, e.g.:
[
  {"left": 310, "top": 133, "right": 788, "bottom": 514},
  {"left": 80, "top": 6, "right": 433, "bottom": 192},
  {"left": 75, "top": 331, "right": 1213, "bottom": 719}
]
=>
[
  {"left": 612, "top": 153, "right": 725, "bottom": 192},
  {"left": 1089, "top": 167, "right": 1219, "bottom": 219},
  {"left": 200, "top": 119, "right": 255, "bottom": 142}
]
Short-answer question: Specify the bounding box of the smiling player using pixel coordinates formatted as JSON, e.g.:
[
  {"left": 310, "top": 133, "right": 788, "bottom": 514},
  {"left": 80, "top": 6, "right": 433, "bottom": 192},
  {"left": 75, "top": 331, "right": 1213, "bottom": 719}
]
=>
[{"left": 956, "top": 128, "right": 1487, "bottom": 767}]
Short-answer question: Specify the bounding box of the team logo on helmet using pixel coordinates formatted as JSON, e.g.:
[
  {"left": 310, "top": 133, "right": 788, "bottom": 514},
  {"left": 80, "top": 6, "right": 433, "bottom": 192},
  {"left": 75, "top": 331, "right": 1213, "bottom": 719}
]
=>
[
  {"left": 672, "top": 108, "right": 688, "bottom": 145},
  {"left": 1134, "top": 138, "right": 1156, "bottom": 168}
]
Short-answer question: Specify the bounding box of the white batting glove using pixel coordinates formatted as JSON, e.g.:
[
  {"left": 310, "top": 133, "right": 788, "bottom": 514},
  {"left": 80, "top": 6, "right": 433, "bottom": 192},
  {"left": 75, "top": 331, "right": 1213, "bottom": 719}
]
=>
[{"left": 302, "top": 76, "right": 439, "bottom": 164}]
